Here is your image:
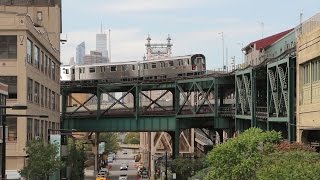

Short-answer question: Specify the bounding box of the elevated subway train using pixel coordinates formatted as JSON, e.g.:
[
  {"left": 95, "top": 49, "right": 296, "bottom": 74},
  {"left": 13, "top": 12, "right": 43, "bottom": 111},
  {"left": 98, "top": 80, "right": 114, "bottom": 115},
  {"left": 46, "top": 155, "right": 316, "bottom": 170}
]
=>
[{"left": 61, "top": 54, "right": 206, "bottom": 82}]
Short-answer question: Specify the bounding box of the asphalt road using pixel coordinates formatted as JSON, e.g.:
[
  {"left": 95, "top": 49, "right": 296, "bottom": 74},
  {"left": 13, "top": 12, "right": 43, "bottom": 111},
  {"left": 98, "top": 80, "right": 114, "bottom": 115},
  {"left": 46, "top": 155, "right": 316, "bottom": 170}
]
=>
[{"left": 85, "top": 149, "right": 144, "bottom": 180}]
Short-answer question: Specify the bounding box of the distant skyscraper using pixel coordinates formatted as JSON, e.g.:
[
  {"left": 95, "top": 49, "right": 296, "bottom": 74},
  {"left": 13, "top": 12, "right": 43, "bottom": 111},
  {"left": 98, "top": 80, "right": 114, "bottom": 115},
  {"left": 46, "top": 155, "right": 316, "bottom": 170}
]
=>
[
  {"left": 96, "top": 32, "right": 109, "bottom": 63},
  {"left": 69, "top": 57, "right": 75, "bottom": 65},
  {"left": 76, "top": 41, "right": 85, "bottom": 65},
  {"left": 84, "top": 51, "right": 108, "bottom": 65}
]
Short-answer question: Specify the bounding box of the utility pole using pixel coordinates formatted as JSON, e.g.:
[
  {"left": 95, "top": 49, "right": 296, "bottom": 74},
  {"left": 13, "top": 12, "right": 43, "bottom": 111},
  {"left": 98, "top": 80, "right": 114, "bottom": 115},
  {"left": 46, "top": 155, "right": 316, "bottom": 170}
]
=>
[
  {"left": 219, "top": 32, "right": 224, "bottom": 71},
  {"left": 108, "top": 29, "right": 111, "bottom": 62},
  {"left": 165, "top": 151, "right": 168, "bottom": 180}
]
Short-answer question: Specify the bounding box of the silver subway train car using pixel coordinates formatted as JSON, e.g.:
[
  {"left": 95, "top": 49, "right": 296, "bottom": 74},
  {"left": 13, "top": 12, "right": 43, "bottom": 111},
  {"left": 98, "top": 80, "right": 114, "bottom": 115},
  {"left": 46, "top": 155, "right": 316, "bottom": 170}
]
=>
[{"left": 61, "top": 54, "right": 206, "bottom": 82}]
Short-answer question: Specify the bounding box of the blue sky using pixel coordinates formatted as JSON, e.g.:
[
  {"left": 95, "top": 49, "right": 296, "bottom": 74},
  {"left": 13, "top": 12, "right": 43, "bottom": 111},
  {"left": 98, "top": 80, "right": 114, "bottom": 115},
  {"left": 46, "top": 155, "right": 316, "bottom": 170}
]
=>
[{"left": 61, "top": 0, "right": 319, "bottom": 70}]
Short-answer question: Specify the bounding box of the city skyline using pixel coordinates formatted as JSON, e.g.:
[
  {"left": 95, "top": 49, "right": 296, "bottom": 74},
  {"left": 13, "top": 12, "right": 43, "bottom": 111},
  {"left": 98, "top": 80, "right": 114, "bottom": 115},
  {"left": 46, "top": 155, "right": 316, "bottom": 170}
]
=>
[{"left": 61, "top": 0, "right": 320, "bottom": 69}]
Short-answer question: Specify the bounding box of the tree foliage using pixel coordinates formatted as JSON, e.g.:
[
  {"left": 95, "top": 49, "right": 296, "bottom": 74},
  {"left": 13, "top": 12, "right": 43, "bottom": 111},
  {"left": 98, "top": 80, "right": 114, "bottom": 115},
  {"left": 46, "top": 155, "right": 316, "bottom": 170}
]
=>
[
  {"left": 99, "top": 132, "right": 120, "bottom": 153},
  {"left": 66, "top": 138, "right": 87, "bottom": 180},
  {"left": 205, "top": 128, "right": 281, "bottom": 180},
  {"left": 256, "top": 150, "right": 320, "bottom": 180},
  {"left": 19, "top": 139, "right": 63, "bottom": 180},
  {"left": 124, "top": 132, "right": 140, "bottom": 144},
  {"left": 171, "top": 156, "right": 208, "bottom": 180}
]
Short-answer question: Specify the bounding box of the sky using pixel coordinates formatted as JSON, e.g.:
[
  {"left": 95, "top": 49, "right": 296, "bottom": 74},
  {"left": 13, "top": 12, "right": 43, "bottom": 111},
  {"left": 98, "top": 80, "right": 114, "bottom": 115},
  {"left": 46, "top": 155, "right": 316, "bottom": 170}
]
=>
[{"left": 60, "top": 0, "right": 320, "bottom": 70}]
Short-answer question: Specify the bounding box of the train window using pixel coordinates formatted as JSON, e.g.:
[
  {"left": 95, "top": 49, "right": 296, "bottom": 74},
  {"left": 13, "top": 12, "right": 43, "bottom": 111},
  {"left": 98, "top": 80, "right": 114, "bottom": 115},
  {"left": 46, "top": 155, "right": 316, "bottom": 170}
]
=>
[
  {"left": 160, "top": 62, "right": 165, "bottom": 68},
  {"left": 72, "top": 69, "right": 75, "bottom": 74},
  {"left": 111, "top": 66, "right": 117, "bottom": 71},
  {"left": 122, "top": 65, "right": 125, "bottom": 71},
  {"left": 132, "top": 65, "right": 135, "bottom": 70},
  {"left": 144, "top": 64, "right": 148, "bottom": 69},
  {"left": 169, "top": 61, "right": 174, "bottom": 66},
  {"left": 178, "top": 60, "right": 183, "bottom": 66},
  {"left": 187, "top": 59, "right": 190, "bottom": 65},
  {"left": 152, "top": 63, "right": 156, "bottom": 69},
  {"left": 202, "top": 58, "right": 205, "bottom": 64},
  {"left": 63, "top": 68, "right": 69, "bottom": 74},
  {"left": 79, "top": 68, "right": 82, "bottom": 73},
  {"left": 89, "top": 67, "right": 95, "bottom": 73}
]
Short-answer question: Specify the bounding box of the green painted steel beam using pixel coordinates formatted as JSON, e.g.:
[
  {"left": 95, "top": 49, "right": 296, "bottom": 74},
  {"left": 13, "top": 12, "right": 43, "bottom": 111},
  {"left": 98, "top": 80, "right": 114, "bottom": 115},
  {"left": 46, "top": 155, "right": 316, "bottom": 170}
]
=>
[
  {"left": 63, "top": 116, "right": 176, "bottom": 132},
  {"left": 176, "top": 113, "right": 215, "bottom": 118},
  {"left": 235, "top": 115, "right": 252, "bottom": 120},
  {"left": 268, "top": 117, "right": 289, "bottom": 122}
]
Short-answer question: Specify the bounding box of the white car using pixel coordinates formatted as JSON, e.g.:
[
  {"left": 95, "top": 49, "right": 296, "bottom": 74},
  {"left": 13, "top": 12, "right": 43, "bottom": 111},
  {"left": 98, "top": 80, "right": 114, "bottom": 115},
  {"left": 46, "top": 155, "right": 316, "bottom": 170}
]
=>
[
  {"left": 100, "top": 167, "right": 109, "bottom": 176},
  {"left": 120, "top": 164, "right": 128, "bottom": 170},
  {"left": 119, "top": 174, "right": 127, "bottom": 180}
]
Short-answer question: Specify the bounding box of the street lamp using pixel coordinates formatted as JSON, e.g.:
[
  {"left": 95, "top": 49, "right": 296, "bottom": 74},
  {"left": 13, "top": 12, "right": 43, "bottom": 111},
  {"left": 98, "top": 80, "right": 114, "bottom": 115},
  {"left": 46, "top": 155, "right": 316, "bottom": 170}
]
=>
[{"left": 0, "top": 104, "right": 27, "bottom": 179}]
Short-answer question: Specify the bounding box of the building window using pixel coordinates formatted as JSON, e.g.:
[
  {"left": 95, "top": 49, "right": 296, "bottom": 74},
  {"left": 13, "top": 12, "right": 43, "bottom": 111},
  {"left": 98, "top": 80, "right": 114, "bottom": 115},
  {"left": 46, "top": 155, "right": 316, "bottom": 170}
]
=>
[
  {"left": 48, "top": 89, "right": 51, "bottom": 109},
  {"left": 51, "top": 60, "right": 55, "bottom": 81},
  {"left": 44, "top": 121, "right": 48, "bottom": 142},
  {"left": 27, "top": 78, "right": 33, "bottom": 102},
  {"left": 27, "top": 38, "right": 33, "bottom": 64},
  {"left": 34, "top": 119, "right": 40, "bottom": 138},
  {"left": 0, "top": 76, "right": 17, "bottom": 99},
  {"left": 52, "top": 91, "right": 55, "bottom": 111},
  {"left": 41, "top": 85, "right": 44, "bottom": 107},
  {"left": 45, "top": 55, "right": 48, "bottom": 75},
  {"left": 48, "top": 58, "right": 51, "bottom": 79},
  {"left": 34, "top": 81, "right": 40, "bottom": 104},
  {"left": 40, "top": 120, "right": 44, "bottom": 139},
  {"left": 40, "top": 51, "right": 44, "bottom": 73},
  {"left": 45, "top": 87, "right": 48, "bottom": 108},
  {"left": 0, "top": 35, "right": 17, "bottom": 59},
  {"left": 27, "top": 118, "right": 33, "bottom": 141},
  {"left": 7, "top": 117, "right": 17, "bottom": 141},
  {"left": 34, "top": 45, "right": 40, "bottom": 69}
]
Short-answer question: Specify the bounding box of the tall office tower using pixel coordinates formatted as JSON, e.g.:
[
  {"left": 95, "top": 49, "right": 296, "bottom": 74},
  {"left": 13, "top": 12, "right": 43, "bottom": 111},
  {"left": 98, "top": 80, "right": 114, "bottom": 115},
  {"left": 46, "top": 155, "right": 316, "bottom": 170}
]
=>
[
  {"left": 0, "top": 0, "right": 62, "bottom": 178},
  {"left": 76, "top": 41, "right": 85, "bottom": 65},
  {"left": 96, "top": 32, "right": 109, "bottom": 63}
]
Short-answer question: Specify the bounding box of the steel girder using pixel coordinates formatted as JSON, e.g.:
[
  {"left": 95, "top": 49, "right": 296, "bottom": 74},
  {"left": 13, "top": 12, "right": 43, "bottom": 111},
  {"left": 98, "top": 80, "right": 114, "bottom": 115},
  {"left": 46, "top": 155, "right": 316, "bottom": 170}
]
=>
[
  {"left": 235, "top": 68, "right": 257, "bottom": 126},
  {"left": 175, "top": 78, "right": 217, "bottom": 118},
  {"left": 267, "top": 57, "right": 296, "bottom": 141}
]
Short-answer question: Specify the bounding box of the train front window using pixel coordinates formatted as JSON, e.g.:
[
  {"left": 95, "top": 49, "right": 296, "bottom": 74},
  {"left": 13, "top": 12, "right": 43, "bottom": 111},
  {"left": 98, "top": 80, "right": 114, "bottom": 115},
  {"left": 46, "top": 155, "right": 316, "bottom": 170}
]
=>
[
  {"left": 132, "top": 65, "right": 135, "bottom": 70},
  {"left": 111, "top": 66, "right": 117, "bottom": 72},
  {"left": 169, "top": 61, "right": 173, "bottom": 66}
]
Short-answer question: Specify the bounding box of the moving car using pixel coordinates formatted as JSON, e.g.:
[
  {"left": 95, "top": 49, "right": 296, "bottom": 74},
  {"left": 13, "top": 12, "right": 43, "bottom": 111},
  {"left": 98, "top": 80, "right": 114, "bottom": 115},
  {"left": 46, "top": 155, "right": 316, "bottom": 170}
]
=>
[
  {"left": 120, "top": 163, "right": 128, "bottom": 170},
  {"left": 100, "top": 167, "right": 109, "bottom": 176}
]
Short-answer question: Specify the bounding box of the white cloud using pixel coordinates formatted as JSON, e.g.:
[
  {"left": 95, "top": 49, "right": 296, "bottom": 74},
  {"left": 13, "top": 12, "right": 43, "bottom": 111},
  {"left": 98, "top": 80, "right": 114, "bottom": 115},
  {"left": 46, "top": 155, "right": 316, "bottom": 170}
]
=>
[{"left": 92, "top": 0, "right": 215, "bottom": 13}]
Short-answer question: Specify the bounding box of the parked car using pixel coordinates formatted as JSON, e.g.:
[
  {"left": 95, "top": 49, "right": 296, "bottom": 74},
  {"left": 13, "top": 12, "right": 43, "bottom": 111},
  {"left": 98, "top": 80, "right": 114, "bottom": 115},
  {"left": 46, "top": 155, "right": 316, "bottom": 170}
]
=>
[{"left": 119, "top": 174, "right": 127, "bottom": 180}]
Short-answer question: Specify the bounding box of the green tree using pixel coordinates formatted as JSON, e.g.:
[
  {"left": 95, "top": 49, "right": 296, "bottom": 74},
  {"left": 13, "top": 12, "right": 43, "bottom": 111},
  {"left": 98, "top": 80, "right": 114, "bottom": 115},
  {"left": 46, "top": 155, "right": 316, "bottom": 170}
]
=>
[
  {"left": 66, "top": 138, "right": 87, "bottom": 180},
  {"left": 124, "top": 132, "right": 140, "bottom": 144},
  {"left": 19, "top": 139, "right": 63, "bottom": 180},
  {"left": 257, "top": 142, "right": 320, "bottom": 180},
  {"left": 99, "top": 132, "right": 120, "bottom": 153},
  {"left": 171, "top": 156, "right": 208, "bottom": 180},
  {"left": 205, "top": 128, "right": 281, "bottom": 180}
]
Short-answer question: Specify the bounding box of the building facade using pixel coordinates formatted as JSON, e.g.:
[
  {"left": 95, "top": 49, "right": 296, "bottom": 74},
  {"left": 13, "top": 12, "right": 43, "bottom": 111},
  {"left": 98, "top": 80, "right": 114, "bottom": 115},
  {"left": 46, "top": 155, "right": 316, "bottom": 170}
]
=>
[
  {"left": 96, "top": 33, "right": 109, "bottom": 62},
  {"left": 296, "top": 13, "right": 320, "bottom": 145},
  {"left": 84, "top": 51, "right": 108, "bottom": 65},
  {"left": 0, "top": 1, "right": 61, "bottom": 174},
  {"left": 76, "top": 41, "right": 85, "bottom": 65}
]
